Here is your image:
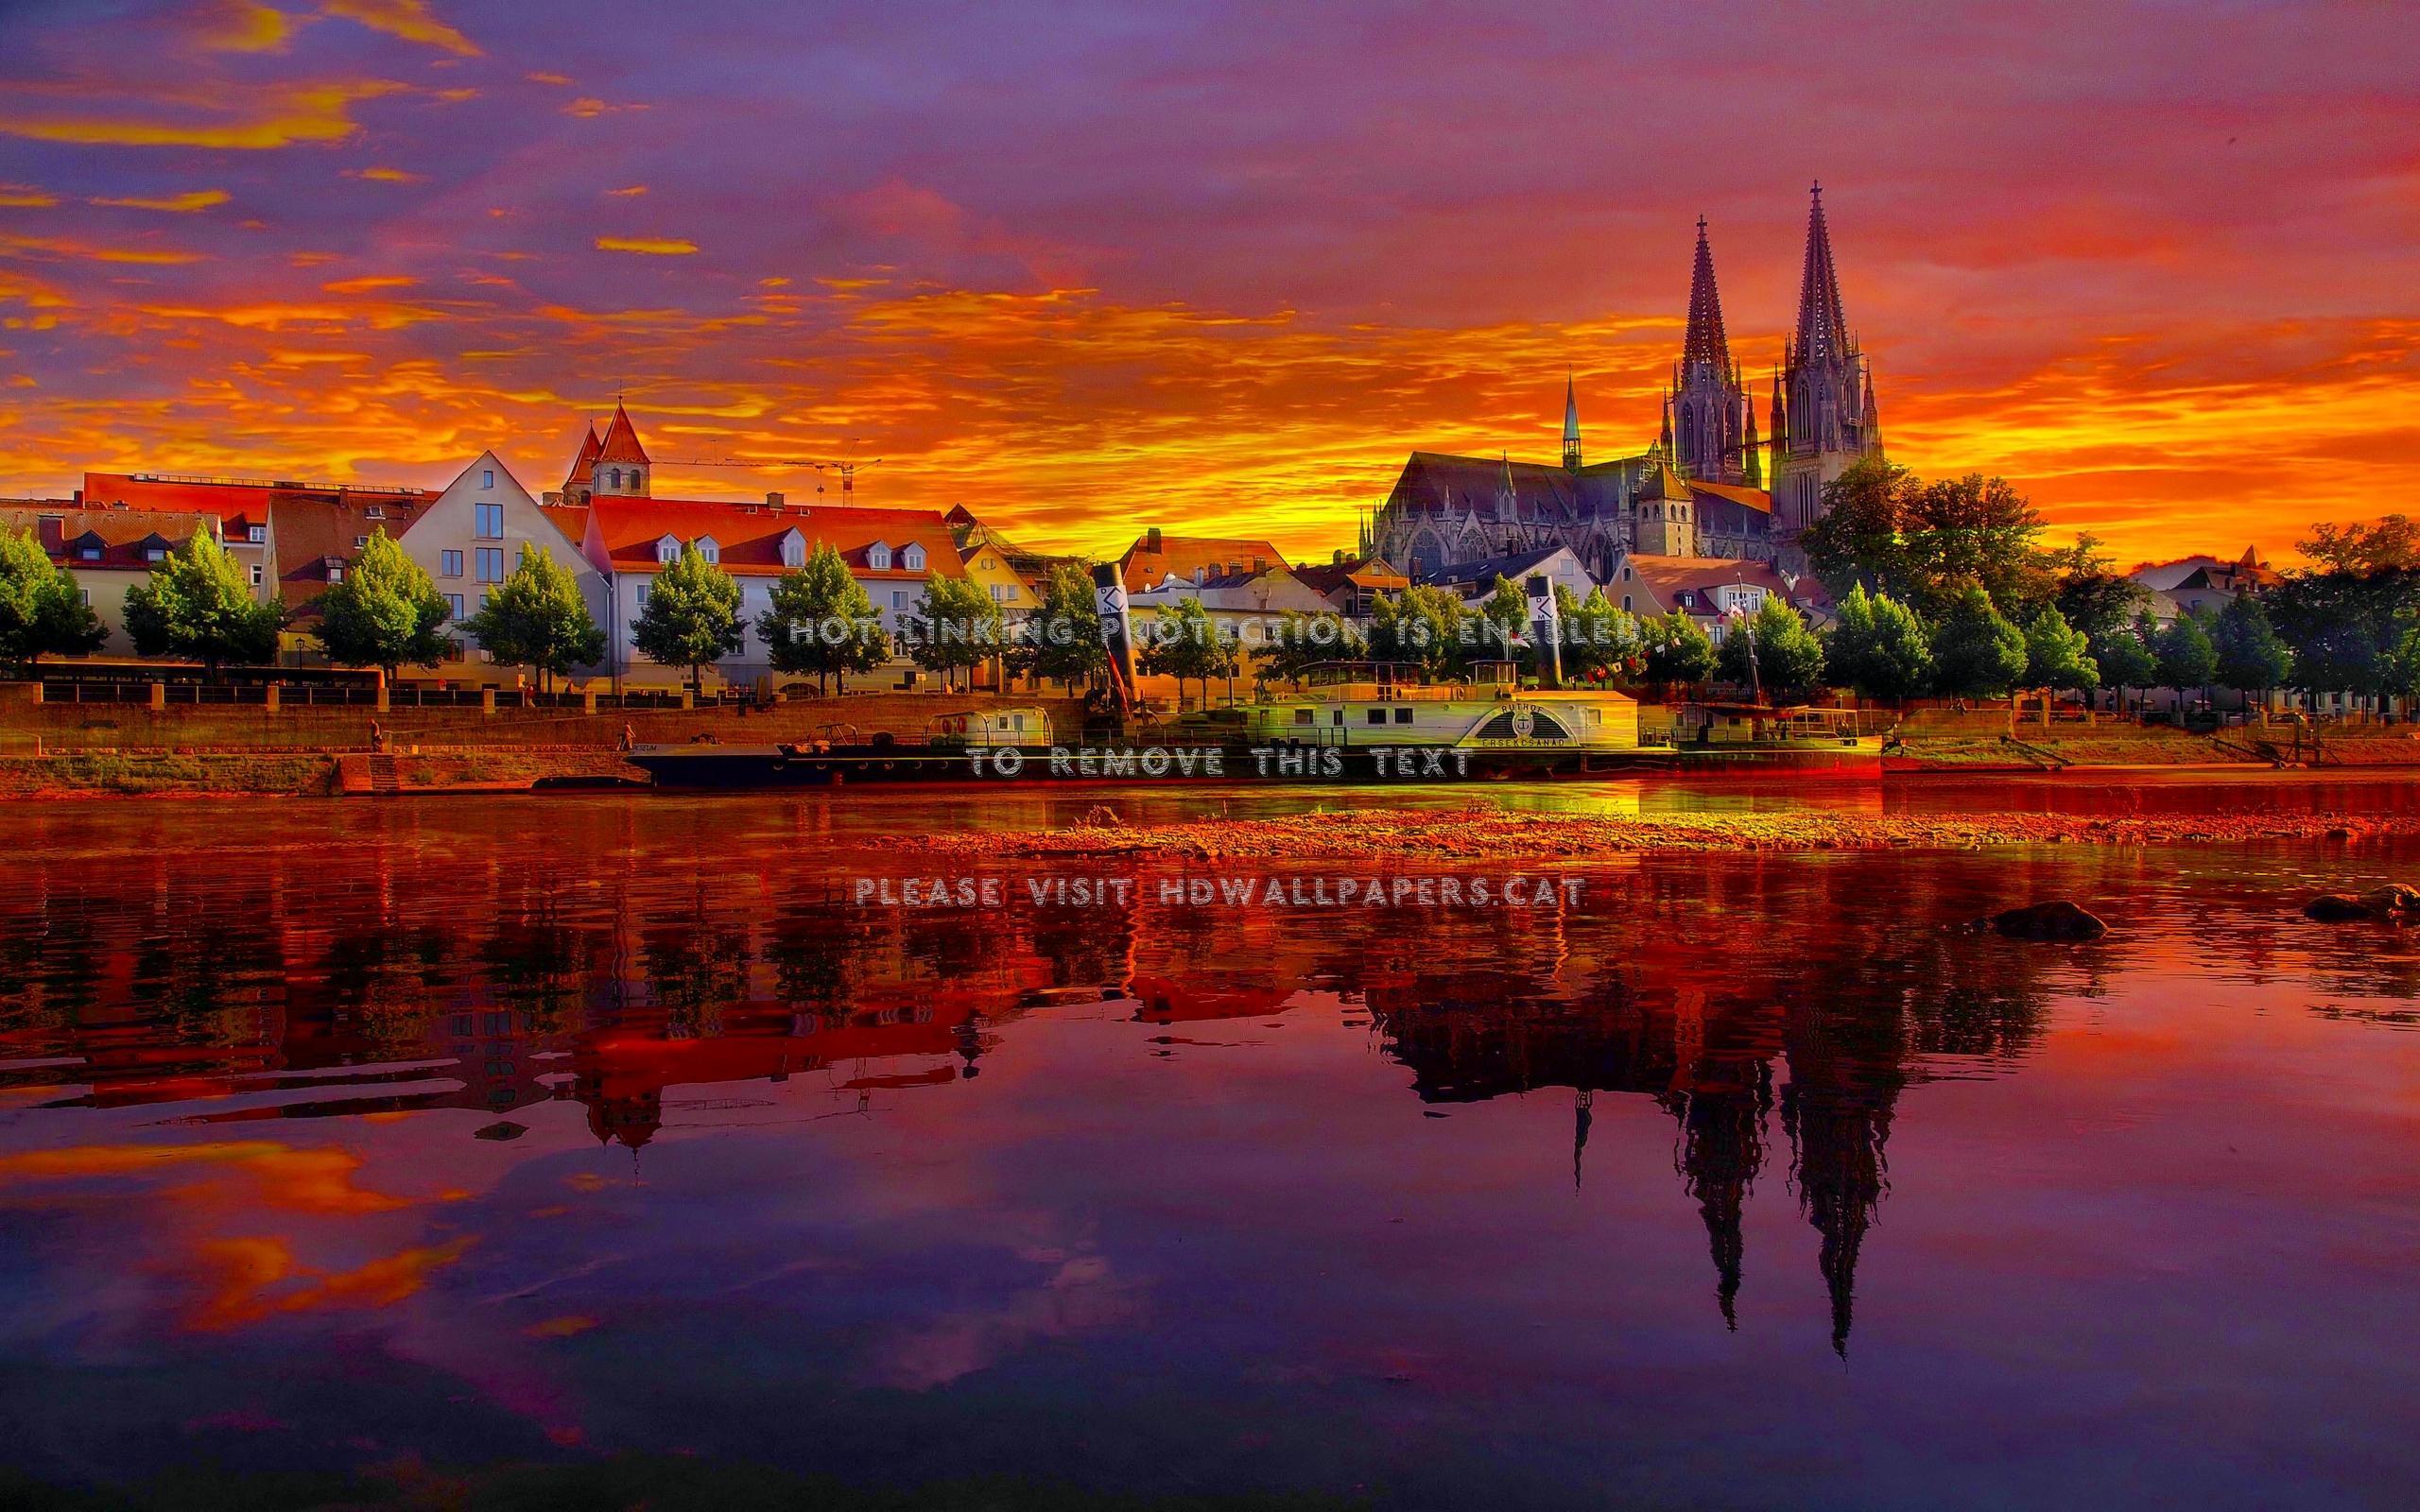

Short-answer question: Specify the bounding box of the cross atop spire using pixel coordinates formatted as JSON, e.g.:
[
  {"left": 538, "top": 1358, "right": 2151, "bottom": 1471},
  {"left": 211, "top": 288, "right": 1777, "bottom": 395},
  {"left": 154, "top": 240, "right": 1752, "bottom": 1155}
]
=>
[
  {"left": 1793, "top": 183, "right": 1850, "bottom": 365},
  {"left": 1683, "top": 216, "right": 1731, "bottom": 371}
]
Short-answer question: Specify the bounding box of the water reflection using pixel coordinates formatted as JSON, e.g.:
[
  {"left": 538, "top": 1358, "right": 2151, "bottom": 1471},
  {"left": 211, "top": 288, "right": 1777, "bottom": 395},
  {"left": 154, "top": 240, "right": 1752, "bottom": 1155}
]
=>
[{"left": 2, "top": 798, "right": 2418, "bottom": 1508}]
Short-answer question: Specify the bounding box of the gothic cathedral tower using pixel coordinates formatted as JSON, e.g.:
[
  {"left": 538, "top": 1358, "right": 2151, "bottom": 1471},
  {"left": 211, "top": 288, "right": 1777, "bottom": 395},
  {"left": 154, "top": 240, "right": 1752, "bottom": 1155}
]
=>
[
  {"left": 1663, "top": 219, "right": 1757, "bottom": 487},
  {"left": 1771, "top": 185, "right": 1881, "bottom": 539}
]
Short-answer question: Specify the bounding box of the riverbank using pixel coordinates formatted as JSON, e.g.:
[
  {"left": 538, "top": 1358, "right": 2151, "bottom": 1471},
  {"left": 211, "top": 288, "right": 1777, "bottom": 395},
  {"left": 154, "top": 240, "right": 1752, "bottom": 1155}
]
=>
[{"left": 907, "top": 800, "right": 2420, "bottom": 862}]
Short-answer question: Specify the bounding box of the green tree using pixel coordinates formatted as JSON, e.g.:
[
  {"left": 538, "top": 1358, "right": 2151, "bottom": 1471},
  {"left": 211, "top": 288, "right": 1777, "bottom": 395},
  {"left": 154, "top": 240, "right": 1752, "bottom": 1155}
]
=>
[
  {"left": 631, "top": 541, "right": 743, "bottom": 696},
  {"left": 1824, "top": 582, "right": 1932, "bottom": 703},
  {"left": 463, "top": 543, "right": 606, "bottom": 696},
  {"left": 1930, "top": 586, "right": 2029, "bottom": 698},
  {"left": 1022, "top": 561, "right": 1108, "bottom": 693},
  {"left": 2380, "top": 620, "right": 2420, "bottom": 706},
  {"left": 1368, "top": 585, "right": 1471, "bottom": 679},
  {"left": 1552, "top": 584, "right": 1641, "bottom": 684},
  {"left": 1803, "top": 455, "right": 1921, "bottom": 601},
  {"left": 2052, "top": 534, "right": 2150, "bottom": 650},
  {"left": 1901, "top": 473, "right": 2056, "bottom": 621},
  {"left": 1478, "top": 576, "right": 1532, "bottom": 664},
  {"left": 1137, "top": 595, "right": 1237, "bottom": 706},
  {"left": 2210, "top": 594, "right": 2292, "bottom": 707},
  {"left": 2021, "top": 606, "right": 2099, "bottom": 697},
  {"left": 2155, "top": 610, "right": 2218, "bottom": 698},
  {"left": 1256, "top": 608, "right": 1364, "bottom": 690},
  {"left": 2095, "top": 612, "right": 2159, "bottom": 712},
  {"left": 313, "top": 528, "right": 450, "bottom": 679},
  {"left": 754, "top": 541, "right": 889, "bottom": 696},
  {"left": 124, "top": 531, "right": 284, "bottom": 675},
  {"left": 1717, "top": 594, "right": 1825, "bottom": 702},
  {"left": 2300, "top": 515, "right": 2420, "bottom": 575},
  {"left": 0, "top": 526, "right": 106, "bottom": 674},
  {"left": 907, "top": 572, "right": 1003, "bottom": 693},
  {"left": 1642, "top": 609, "right": 1716, "bottom": 693}
]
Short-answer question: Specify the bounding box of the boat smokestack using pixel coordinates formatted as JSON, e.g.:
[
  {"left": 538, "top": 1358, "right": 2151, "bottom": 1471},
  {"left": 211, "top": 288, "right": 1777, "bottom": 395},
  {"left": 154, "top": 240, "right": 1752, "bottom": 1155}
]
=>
[
  {"left": 1091, "top": 562, "right": 1139, "bottom": 713},
  {"left": 1526, "top": 573, "right": 1562, "bottom": 689}
]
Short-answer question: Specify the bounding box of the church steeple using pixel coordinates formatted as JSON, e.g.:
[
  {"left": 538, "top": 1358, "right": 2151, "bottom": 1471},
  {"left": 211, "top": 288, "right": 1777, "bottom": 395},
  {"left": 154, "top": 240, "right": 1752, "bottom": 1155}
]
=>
[
  {"left": 1562, "top": 374, "right": 1582, "bottom": 471},
  {"left": 1683, "top": 216, "right": 1732, "bottom": 371},
  {"left": 1663, "top": 216, "right": 1751, "bottom": 485},
  {"left": 1792, "top": 182, "right": 1851, "bottom": 367}
]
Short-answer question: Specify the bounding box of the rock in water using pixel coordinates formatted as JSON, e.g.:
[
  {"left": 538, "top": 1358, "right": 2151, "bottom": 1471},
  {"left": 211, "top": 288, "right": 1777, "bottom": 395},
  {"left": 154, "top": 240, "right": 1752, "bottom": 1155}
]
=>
[
  {"left": 1986, "top": 901, "right": 2108, "bottom": 941},
  {"left": 2304, "top": 895, "right": 2375, "bottom": 922},
  {"left": 2360, "top": 884, "right": 2420, "bottom": 917},
  {"left": 474, "top": 1120, "right": 527, "bottom": 1142}
]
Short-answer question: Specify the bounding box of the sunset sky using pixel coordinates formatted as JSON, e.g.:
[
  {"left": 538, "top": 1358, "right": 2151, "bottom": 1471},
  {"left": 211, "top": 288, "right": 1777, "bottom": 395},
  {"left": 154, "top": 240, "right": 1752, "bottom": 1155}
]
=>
[{"left": 0, "top": 0, "right": 2413, "bottom": 567}]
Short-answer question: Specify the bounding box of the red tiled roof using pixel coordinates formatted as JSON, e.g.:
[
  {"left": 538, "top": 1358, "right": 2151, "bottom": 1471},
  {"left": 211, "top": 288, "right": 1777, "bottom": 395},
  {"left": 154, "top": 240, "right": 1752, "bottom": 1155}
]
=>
[
  {"left": 1, "top": 505, "right": 218, "bottom": 570},
  {"left": 271, "top": 494, "right": 427, "bottom": 614},
  {"left": 1625, "top": 555, "right": 1794, "bottom": 609},
  {"left": 1119, "top": 532, "right": 1288, "bottom": 591},
  {"left": 1292, "top": 556, "right": 1409, "bottom": 598},
  {"left": 81, "top": 472, "right": 430, "bottom": 541},
  {"left": 596, "top": 404, "right": 649, "bottom": 466},
  {"left": 591, "top": 497, "right": 964, "bottom": 579},
  {"left": 1682, "top": 479, "right": 1773, "bottom": 513}
]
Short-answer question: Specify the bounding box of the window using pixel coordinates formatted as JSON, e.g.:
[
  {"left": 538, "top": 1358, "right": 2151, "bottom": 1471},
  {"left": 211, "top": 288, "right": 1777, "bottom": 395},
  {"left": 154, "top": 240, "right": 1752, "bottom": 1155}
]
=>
[
  {"left": 481, "top": 469, "right": 494, "bottom": 490},
  {"left": 696, "top": 536, "right": 719, "bottom": 565},
  {"left": 247, "top": 524, "right": 266, "bottom": 543},
  {"left": 1331, "top": 710, "right": 1344, "bottom": 726},
  {"left": 441, "top": 549, "right": 463, "bottom": 577},
  {"left": 636, "top": 583, "right": 649, "bottom": 608},
  {"left": 901, "top": 544, "right": 925, "bottom": 572},
  {"left": 328, "top": 566, "right": 343, "bottom": 584},
  {"left": 79, "top": 545, "right": 99, "bottom": 561},
  {"left": 445, "top": 593, "right": 464, "bottom": 619},
  {"left": 1394, "top": 707, "right": 1414, "bottom": 724},
  {"left": 1622, "top": 594, "right": 1633, "bottom": 612},
  {"left": 475, "top": 546, "right": 506, "bottom": 583},
  {"left": 474, "top": 502, "right": 504, "bottom": 540},
  {"left": 1292, "top": 708, "right": 1314, "bottom": 726},
  {"left": 146, "top": 547, "right": 165, "bottom": 562},
  {"left": 891, "top": 590, "right": 908, "bottom": 609},
  {"left": 655, "top": 535, "right": 679, "bottom": 564},
  {"left": 981, "top": 557, "right": 997, "bottom": 570},
  {"left": 866, "top": 542, "right": 892, "bottom": 572},
  {"left": 251, "top": 564, "right": 264, "bottom": 588},
  {"left": 781, "top": 534, "right": 804, "bottom": 569},
  {"left": 365, "top": 506, "right": 385, "bottom": 520},
  {"left": 354, "top": 535, "right": 369, "bottom": 548},
  {"left": 79, "top": 588, "right": 92, "bottom": 607},
  {"left": 1366, "top": 709, "right": 1387, "bottom": 726}
]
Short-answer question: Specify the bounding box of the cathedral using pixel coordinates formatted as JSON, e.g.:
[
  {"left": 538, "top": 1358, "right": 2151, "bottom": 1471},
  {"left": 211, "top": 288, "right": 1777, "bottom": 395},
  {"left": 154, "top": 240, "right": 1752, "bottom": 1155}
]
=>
[{"left": 1370, "top": 186, "right": 1883, "bottom": 581}]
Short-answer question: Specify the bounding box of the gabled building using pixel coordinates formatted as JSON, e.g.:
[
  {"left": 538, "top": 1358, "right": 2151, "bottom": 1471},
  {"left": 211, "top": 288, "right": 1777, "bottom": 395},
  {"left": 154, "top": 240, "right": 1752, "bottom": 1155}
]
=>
[
  {"left": 1605, "top": 551, "right": 1805, "bottom": 643},
  {"left": 0, "top": 502, "right": 224, "bottom": 655},
  {"left": 1421, "top": 544, "right": 1596, "bottom": 606},
  {"left": 1291, "top": 552, "right": 1409, "bottom": 618},
  {"left": 1118, "top": 528, "right": 1289, "bottom": 592},
  {"left": 395, "top": 453, "right": 609, "bottom": 679},
  {"left": 264, "top": 488, "right": 436, "bottom": 659},
  {"left": 581, "top": 494, "right": 964, "bottom": 688},
  {"left": 79, "top": 471, "right": 433, "bottom": 602}
]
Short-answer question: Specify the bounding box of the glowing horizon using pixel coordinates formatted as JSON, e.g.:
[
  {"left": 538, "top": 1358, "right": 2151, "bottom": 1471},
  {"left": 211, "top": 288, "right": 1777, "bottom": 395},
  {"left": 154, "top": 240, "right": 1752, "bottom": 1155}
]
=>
[{"left": 2, "top": 1, "right": 2414, "bottom": 570}]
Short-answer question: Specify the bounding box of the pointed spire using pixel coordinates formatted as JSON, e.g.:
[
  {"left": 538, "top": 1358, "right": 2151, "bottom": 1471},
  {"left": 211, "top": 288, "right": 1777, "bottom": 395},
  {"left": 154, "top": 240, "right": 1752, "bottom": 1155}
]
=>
[
  {"left": 563, "top": 422, "right": 603, "bottom": 490},
  {"left": 1562, "top": 373, "right": 1582, "bottom": 471},
  {"left": 1860, "top": 363, "right": 1881, "bottom": 453},
  {"left": 1656, "top": 396, "right": 1674, "bottom": 460},
  {"left": 596, "top": 401, "right": 650, "bottom": 466},
  {"left": 1683, "top": 215, "right": 1732, "bottom": 372},
  {"left": 1743, "top": 404, "right": 1762, "bottom": 489},
  {"left": 1793, "top": 182, "right": 1850, "bottom": 367}
]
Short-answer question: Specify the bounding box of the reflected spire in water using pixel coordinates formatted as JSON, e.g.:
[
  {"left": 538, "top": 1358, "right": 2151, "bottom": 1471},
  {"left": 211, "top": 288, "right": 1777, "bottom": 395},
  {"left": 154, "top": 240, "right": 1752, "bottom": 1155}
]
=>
[{"left": 1572, "top": 1089, "right": 1593, "bottom": 1192}]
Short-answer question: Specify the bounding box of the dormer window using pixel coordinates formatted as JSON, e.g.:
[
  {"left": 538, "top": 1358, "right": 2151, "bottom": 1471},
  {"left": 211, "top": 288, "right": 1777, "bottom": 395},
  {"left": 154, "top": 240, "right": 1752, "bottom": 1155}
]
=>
[
  {"left": 328, "top": 566, "right": 344, "bottom": 584},
  {"left": 146, "top": 547, "right": 165, "bottom": 562},
  {"left": 866, "top": 541, "right": 892, "bottom": 572},
  {"left": 780, "top": 530, "right": 805, "bottom": 570},
  {"left": 655, "top": 534, "right": 680, "bottom": 565},
  {"left": 79, "top": 545, "right": 100, "bottom": 561},
  {"left": 354, "top": 535, "right": 369, "bottom": 548},
  {"left": 696, "top": 535, "right": 720, "bottom": 565},
  {"left": 248, "top": 524, "right": 265, "bottom": 543},
  {"left": 366, "top": 506, "right": 384, "bottom": 520},
  {"left": 900, "top": 543, "right": 925, "bottom": 572}
]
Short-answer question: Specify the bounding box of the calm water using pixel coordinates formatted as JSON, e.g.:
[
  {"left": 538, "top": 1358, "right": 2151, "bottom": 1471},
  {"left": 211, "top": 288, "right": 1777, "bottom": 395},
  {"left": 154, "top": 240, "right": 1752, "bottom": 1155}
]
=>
[{"left": 2, "top": 786, "right": 2417, "bottom": 1510}]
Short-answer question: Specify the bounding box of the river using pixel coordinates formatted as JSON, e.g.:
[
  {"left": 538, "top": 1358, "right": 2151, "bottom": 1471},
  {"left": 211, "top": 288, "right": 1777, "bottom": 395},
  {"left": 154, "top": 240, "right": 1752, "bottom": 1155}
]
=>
[{"left": 1, "top": 782, "right": 2415, "bottom": 1510}]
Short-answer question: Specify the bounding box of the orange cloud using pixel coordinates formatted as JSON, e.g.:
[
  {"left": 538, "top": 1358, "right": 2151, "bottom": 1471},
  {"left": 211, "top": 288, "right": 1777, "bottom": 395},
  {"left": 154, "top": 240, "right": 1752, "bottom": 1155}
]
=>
[
  {"left": 0, "top": 183, "right": 60, "bottom": 208},
  {"left": 90, "top": 189, "right": 231, "bottom": 213},
  {"left": 0, "top": 1140, "right": 409, "bottom": 1214},
  {"left": 0, "top": 233, "right": 201, "bottom": 265},
  {"left": 321, "top": 274, "right": 419, "bottom": 293},
  {"left": 525, "top": 1314, "right": 599, "bottom": 1338},
  {"left": 197, "top": 0, "right": 293, "bottom": 53},
  {"left": 184, "top": 1234, "right": 477, "bottom": 1332},
  {"left": 526, "top": 72, "right": 572, "bottom": 86},
  {"left": 609, "top": 184, "right": 648, "bottom": 197},
  {"left": 563, "top": 96, "right": 646, "bottom": 119},
  {"left": 596, "top": 236, "right": 698, "bottom": 256},
  {"left": 347, "top": 165, "right": 426, "bottom": 183},
  {"left": 319, "top": 0, "right": 480, "bottom": 57},
  {"left": 0, "top": 80, "right": 406, "bottom": 150}
]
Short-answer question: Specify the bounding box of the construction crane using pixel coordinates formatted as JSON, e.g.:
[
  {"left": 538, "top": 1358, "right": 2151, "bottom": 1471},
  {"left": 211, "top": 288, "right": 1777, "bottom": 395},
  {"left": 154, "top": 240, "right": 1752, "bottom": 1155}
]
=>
[{"left": 656, "top": 453, "right": 883, "bottom": 505}]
